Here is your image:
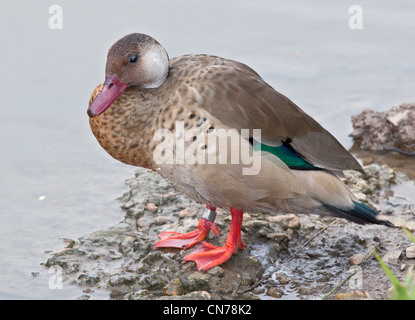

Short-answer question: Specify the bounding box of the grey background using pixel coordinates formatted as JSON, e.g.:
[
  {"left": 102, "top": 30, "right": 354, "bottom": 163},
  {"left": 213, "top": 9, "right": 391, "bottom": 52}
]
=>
[{"left": 0, "top": 0, "right": 414, "bottom": 299}]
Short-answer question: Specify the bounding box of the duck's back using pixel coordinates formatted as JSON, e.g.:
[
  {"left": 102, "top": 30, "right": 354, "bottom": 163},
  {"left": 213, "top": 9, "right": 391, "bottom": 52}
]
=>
[{"left": 166, "top": 54, "right": 362, "bottom": 174}]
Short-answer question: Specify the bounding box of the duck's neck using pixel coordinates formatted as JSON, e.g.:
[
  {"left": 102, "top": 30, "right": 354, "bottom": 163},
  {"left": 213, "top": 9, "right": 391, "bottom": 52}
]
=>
[{"left": 89, "top": 85, "right": 161, "bottom": 170}]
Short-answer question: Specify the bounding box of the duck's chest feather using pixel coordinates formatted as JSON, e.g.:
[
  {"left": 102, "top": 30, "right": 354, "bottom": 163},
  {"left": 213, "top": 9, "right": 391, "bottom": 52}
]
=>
[
  {"left": 89, "top": 85, "right": 162, "bottom": 169},
  {"left": 88, "top": 56, "right": 224, "bottom": 170}
]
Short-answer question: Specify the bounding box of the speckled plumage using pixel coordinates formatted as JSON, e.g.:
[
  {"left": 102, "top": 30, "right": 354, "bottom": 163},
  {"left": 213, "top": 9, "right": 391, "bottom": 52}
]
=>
[
  {"left": 90, "top": 53, "right": 364, "bottom": 215},
  {"left": 88, "top": 33, "right": 392, "bottom": 271}
]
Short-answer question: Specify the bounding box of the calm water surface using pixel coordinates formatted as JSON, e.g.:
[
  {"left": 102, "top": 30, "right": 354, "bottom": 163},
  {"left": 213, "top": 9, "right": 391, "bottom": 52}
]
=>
[{"left": 0, "top": 0, "right": 414, "bottom": 299}]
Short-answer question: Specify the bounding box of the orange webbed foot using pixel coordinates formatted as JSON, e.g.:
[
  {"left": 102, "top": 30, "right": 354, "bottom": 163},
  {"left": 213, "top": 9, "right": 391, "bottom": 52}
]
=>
[
  {"left": 153, "top": 218, "right": 219, "bottom": 250},
  {"left": 182, "top": 207, "right": 245, "bottom": 271},
  {"left": 182, "top": 239, "right": 245, "bottom": 271},
  {"left": 153, "top": 206, "right": 219, "bottom": 250}
]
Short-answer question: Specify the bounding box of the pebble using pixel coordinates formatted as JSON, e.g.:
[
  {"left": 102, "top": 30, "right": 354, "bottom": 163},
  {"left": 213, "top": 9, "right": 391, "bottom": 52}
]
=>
[
  {"left": 266, "top": 286, "right": 283, "bottom": 298},
  {"left": 162, "top": 278, "right": 185, "bottom": 296},
  {"left": 406, "top": 245, "right": 415, "bottom": 259},
  {"left": 178, "top": 207, "right": 195, "bottom": 218},
  {"left": 145, "top": 202, "right": 158, "bottom": 212},
  {"left": 267, "top": 214, "right": 300, "bottom": 229},
  {"left": 382, "top": 250, "right": 402, "bottom": 265},
  {"left": 405, "top": 221, "right": 415, "bottom": 232},
  {"left": 334, "top": 290, "right": 368, "bottom": 300},
  {"left": 206, "top": 266, "right": 225, "bottom": 277},
  {"left": 154, "top": 216, "right": 168, "bottom": 225},
  {"left": 349, "top": 253, "right": 366, "bottom": 265},
  {"left": 136, "top": 218, "right": 150, "bottom": 230},
  {"left": 159, "top": 291, "right": 211, "bottom": 300},
  {"left": 275, "top": 272, "right": 289, "bottom": 285},
  {"left": 298, "top": 286, "right": 313, "bottom": 295},
  {"left": 266, "top": 232, "right": 290, "bottom": 242}
]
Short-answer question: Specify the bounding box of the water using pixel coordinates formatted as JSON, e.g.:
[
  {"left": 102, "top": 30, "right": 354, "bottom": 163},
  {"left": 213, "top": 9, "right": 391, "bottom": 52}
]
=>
[{"left": 1, "top": 0, "right": 414, "bottom": 299}]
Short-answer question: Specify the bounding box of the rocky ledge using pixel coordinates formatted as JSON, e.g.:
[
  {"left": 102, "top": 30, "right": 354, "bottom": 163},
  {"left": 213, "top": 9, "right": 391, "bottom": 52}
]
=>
[
  {"left": 44, "top": 162, "right": 415, "bottom": 300},
  {"left": 350, "top": 103, "right": 415, "bottom": 154}
]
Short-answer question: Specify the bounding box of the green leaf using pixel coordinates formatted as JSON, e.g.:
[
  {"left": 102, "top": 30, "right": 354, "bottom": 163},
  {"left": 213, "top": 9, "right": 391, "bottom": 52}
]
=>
[
  {"left": 402, "top": 228, "right": 415, "bottom": 245},
  {"left": 374, "top": 250, "right": 411, "bottom": 300}
]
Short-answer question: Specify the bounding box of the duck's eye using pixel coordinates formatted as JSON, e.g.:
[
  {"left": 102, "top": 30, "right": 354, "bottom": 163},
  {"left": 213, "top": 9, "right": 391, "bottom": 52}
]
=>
[{"left": 129, "top": 54, "right": 139, "bottom": 64}]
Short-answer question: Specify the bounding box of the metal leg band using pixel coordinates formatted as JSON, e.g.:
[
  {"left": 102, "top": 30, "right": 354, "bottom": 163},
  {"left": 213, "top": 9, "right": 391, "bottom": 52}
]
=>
[{"left": 201, "top": 207, "right": 217, "bottom": 222}]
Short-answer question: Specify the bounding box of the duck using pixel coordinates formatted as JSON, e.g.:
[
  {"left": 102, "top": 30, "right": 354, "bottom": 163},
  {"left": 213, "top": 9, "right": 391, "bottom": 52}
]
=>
[{"left": 87, "top": 33, "right": 393, "bottom": 272}]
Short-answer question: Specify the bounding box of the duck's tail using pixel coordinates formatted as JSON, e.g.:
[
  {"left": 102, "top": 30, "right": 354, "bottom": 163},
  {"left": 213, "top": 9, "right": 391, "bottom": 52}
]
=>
[
  {"left": 324, "top": 200, "right": 394, "bottom": 227},
  {"left": 292, "top": 170, "right": 394, "bottom": 227}
]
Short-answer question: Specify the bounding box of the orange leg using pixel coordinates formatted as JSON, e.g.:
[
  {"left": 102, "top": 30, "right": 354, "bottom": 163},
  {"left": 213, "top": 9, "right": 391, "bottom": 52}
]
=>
[
  {"left": 182, "top": 207, "right": 245, "bottom": 271},
  {"left": 153, "top": 205, "right": 219, "bottom": 250}
]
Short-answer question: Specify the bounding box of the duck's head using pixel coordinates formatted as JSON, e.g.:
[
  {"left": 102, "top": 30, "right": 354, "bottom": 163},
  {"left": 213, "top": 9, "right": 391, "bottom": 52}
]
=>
[{"left": 88, "top": 33, "right": 169, "bottom": 117}]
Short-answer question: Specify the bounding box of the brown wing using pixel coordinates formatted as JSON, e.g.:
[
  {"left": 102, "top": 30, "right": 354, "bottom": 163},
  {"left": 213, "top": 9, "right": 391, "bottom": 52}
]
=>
[{"left": 169, "top": 55, "right": 363, "bottom": 173}]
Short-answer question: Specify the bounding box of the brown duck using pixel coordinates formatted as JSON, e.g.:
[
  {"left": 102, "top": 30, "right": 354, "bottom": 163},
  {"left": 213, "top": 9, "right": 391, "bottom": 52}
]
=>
[{"left": 88, "top": 33, "right": 392, "bottom": 271}]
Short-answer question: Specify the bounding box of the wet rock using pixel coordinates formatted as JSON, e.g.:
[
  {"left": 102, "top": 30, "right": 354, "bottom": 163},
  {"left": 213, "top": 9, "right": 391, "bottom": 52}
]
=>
[
  {"left": 206, "top": 266, "right": 225, "bottom": 277},
  {"left": 298, "top": 286, "right": 313, "bottom": 296},
  {"left": 124, "top": 289, "right": 149, "bottom": 300},
  {"left": 43, "top": 162, "right": 414, "bottom": 300},
  {"left": 78, "top": 274, "right": 100, "bottom": 286},
  {"left": 182, "top": 272, "right": 210, "bottom": 292},
  {"left": 266, "top": 286, "right": 283, "bottom": 298},
  {"left": 162, "top": 278, "right": 185, "bottom": 296},
  {"left": 275, "top": 272, "right": 289, "bottom": 285},
  {"left": 350, "top": 103, "right": 415, "bottom": 154}
]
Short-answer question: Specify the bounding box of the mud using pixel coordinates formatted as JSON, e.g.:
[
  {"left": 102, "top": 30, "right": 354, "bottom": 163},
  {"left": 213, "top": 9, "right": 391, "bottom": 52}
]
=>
[{"left": 44, "top": 162, "right": 415, "bottom": 300}]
